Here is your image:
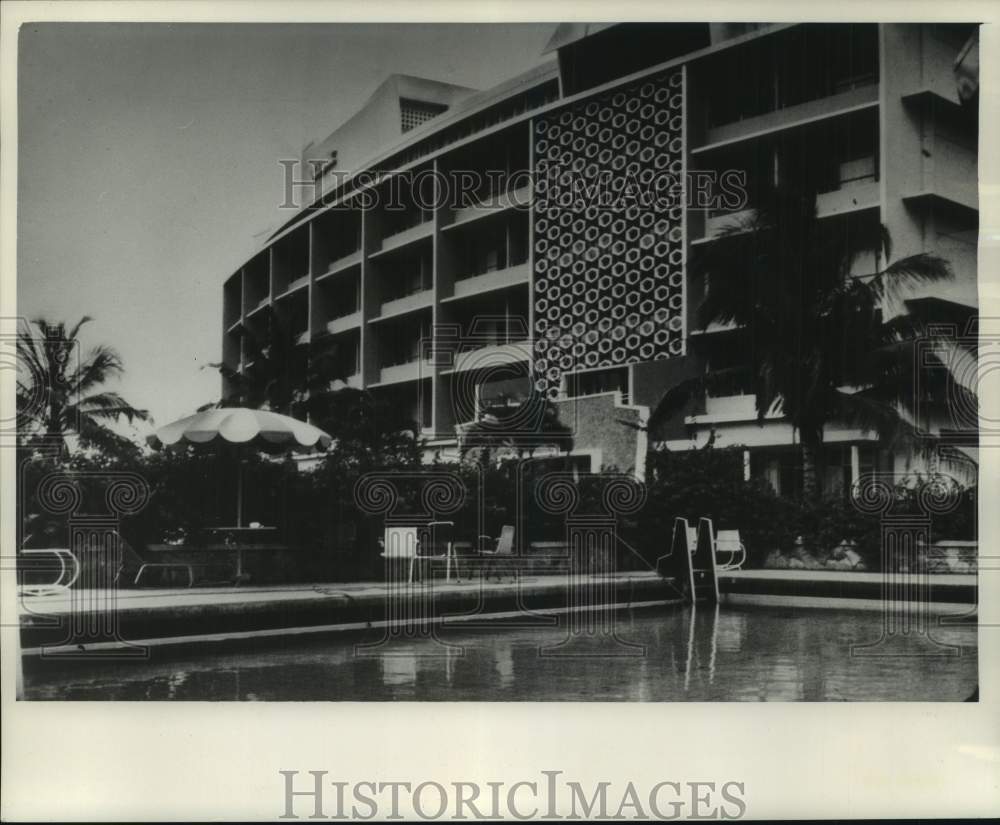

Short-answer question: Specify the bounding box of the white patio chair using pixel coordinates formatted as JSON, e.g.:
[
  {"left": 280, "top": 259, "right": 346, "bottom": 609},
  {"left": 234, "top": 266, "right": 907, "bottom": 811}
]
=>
[
  {"left": 380, "top": 526, "right": 420, "bottom": 583},
  {"left": 714, "top": 529, "right": 747, "bottom": 571},
  {"left": 18, "top": 548, "right": 80, "bottom": 597}
]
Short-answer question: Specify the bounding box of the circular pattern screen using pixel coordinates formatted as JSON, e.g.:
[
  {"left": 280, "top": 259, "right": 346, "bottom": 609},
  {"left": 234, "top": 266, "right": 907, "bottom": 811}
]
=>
[{"left": 532, "top": 69, "right": 685, "bottom": 399}]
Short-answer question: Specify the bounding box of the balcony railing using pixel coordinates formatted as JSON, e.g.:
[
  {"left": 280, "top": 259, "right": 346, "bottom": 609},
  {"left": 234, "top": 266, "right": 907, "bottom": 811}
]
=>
[
  {"left": 694, "top": 179, "right": 881, "bottom": 244},
  {"left": 447, "top": 183, "right": 533, "bottom": 229},
  {"left": 694, "top": 84, "right": 879, "bottom": 154},
  {"left": 448, "top": 262, "right": 531, "bottom": 300},
  {"left": 439, "top": 340, "right": 530, "bottom": 374},
  {"left": 318, "top": 249, "right": 362, "bottom": 279},
  {"left": 326, "top": 311, "right": 362, "bottom": 335},
  {"left": 378, "top": 289, "right": 434, "bottom": 320},
  {"left": 377, "top": 359, "right": 435, "bottom": 385},
  {"left": 375, "top": 219, "right": 434, "bottom": 256}
]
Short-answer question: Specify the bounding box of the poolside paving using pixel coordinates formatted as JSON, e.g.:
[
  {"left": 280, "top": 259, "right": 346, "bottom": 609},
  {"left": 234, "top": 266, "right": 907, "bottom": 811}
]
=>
[
  {"left": 18, "top": 571, "right": 679, "bottom": 653},
  {"left": 18, "top": 568, "right": 977, "bottom": 654}
]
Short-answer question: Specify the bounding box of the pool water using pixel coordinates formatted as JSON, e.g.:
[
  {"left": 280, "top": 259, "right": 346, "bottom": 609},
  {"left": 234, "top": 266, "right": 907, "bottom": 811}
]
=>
[{"left": 22, "top": 605, "right": 977, "bottom": 701}]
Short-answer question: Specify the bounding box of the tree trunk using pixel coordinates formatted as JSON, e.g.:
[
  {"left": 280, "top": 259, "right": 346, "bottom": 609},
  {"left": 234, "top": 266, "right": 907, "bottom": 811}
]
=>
[{"left": 801, "top": 442, "right": 820, "bottom": 501}]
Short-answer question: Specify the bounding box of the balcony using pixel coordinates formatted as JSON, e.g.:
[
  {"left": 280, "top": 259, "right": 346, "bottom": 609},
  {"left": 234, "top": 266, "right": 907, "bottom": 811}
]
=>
[
  {"left": 439, "top": 341, "right": 530, "bottom": 374},
  {"left": 375, "top": 359, "right": 436, "bottom": 386},
  {"left": 375, "top": 290, "right": 434, "bottom": 321},
  {"left": 688, "top": 321, "right": 742, "bottom": 337},
  {"left": 693, "top": 84, "right": 879, "bottom": 155},
  {"left": 692, "top": 180, "right": 880, "bottom": 245},
  {"left": 815, "top": 180, "right": 880, "bottom": 217},
  {"left": 329, "top": 373, "right": 363, "bottom": 390},
  {"left": 275, "top": 274, "right": 309, "bottom": 299},
  {"left": 446, "top": 184, "right": 533, "bottom": 231},
  {"left": 685, "top": 393, "right": 783, "bottom": 425},
  {"left": 445, "top": 262, "right": 531, "bottom": 302},
  {"left": 372, "top": 221, "right": 434, "bottom": 257},
  {"left": 692, "top": 209, "right": 754, "bottom": 245},
  {"left": 325, "top": 311, "right": 362, "bottom": 335},
  {"left": 246, "top": 298, "right": 272, "bottom": 321},
  {"left": 316, "top": 250, "right": 362, "bottom": 281}
]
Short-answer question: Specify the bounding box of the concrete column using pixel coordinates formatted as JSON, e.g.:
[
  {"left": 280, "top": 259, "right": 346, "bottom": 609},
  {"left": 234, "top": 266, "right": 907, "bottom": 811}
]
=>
[
  {"left": 850, "top": 444, "right": 861, "bottom": 486},
  {"left": 743, "top": 449, "right": 751, "bottom": 481}
]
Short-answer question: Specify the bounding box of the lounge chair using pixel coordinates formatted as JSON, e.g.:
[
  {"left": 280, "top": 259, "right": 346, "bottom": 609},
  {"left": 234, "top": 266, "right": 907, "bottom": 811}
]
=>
[
  {"left": 713, "top": 529, "right": 747, "bottom": 571},
  {"left": 690, "top": 520, "right": 747, "bottom": 572},
  {"left": 17, "top": 548, "right": 80, "bottom": 597},
  {"left": 477, "top": 525, "right": 516, "bottom": 582},
  {"left": 118, "top": 534, "right": 201, "bottom": 587}
]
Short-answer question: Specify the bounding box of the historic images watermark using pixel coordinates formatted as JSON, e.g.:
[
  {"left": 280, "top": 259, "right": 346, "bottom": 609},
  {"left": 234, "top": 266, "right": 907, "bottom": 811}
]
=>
[
  {"left": 279, "top": 771, "right": 747, "bottom": 821},
  {"left": 277, "top": 164, "right": 748, "bottom": 213}
]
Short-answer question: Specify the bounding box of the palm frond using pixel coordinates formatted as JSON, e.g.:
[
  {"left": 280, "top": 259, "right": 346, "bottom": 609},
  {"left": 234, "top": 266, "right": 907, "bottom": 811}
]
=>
[
  {"left": 66, "top": 315, "right": 94, "bottom": 343},
  {"left": 827, "top": 388, "right": 920, "bottom": 448},
  {"left": 74, "top": 391, "right": 150, "bottom": 423},
  {"left": 15, "top": 325, "right": 47, "bottom": 379},
  {"left": 864, "top": 254, "right": 954, "bottom": 305},
  {"left": 647, "top": 375, "right": 706, "bottom": 432},
  {"left": 69, "top": 345, "right": 125, "bottom": 394}
]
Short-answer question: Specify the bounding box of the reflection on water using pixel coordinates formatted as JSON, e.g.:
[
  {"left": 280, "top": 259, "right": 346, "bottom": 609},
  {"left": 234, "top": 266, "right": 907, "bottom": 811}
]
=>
[{"left": 23, "top": 606, "right": 977, "bottom": 701}]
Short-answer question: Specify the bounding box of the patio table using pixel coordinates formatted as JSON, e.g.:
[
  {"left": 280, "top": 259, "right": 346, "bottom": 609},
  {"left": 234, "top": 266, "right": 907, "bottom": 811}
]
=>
[{"left": 205, "top": 525, "right": 279, "bottom": 583}]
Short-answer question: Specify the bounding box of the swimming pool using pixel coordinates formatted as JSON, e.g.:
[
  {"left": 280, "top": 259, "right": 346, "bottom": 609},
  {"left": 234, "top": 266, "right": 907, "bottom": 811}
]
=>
[{"left": 22, "top": 605, "right": 977, "bottom": 701}]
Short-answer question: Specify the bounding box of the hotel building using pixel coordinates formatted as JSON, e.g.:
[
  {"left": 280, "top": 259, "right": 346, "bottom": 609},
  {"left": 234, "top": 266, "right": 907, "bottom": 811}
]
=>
[{"left": 220, "top": 23, "right": 979, "bottom": 492}]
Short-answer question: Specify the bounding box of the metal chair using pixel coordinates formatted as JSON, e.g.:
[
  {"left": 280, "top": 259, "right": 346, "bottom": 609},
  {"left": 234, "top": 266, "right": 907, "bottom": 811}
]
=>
[
  {"left": 380, "top": 526, "right": 420, "bottom": 583},
  {"left": 380, "top": 522, "right": 461, "bottom": 583},
  {"left": 681, "top": 520, "right": 746, "bottom": 572},
  {"left": 420, "top": 521, "right": 461, "bottom": 583},
  {"left": 714, "top": 529, "right": 747, "bottom": 571},
  {"left": 477, "top": 525, "right": 516, "bottom": 582}
]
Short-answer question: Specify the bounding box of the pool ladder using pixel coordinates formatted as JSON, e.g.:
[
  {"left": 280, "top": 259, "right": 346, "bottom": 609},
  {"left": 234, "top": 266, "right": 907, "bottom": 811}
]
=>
[{"left": 657, "top": 517, "right": 720, "bottom": 605}]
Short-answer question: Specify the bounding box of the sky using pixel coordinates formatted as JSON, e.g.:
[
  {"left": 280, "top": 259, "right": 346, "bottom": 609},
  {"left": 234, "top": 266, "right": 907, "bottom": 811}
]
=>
[{"left": 17, "top": 22, "right": 556, "bottom": 440}]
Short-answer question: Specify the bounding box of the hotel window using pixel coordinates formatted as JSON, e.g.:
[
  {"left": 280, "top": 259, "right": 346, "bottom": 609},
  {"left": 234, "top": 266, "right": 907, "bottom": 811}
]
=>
[
  {"left": 400, "top": 98, "right": 448, "bottom": 133},
  {"left": 380, "top": 247, "right": 432, "bottom": 302},
  {"left": 380, "top": 316, "right": 431, "bottom": 367},
  {"left": 316, "top": 336, "right": 360, "bottom": 379},
  {"left": 707, "top": 24, "right": 878, "bottom": 127},
  {"left": 829, "top": 24, "right": 878, "bottom": 93},
  {"left": 328, "top": 219, "right": 361, "bottom": 263},
  {"left": 327, "top": 276, "right": 360, "bottom": 319},
  {"left": 460, "top": 215, "right": 528, "bottom": 279},
  {"left": 565, "top": 367, "right": 631, "bottom": 404},
  {"left": 777, "top": 451, "right": 804, "bottom": 499},
  {"left": 774, "top": 110, "right": 878, "bottom": 195}
]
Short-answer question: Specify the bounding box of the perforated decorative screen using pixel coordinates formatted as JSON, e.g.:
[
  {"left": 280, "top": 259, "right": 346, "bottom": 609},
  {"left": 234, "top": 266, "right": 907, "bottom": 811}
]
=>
[
  {"left": 400, "top": 98, "right": 448, "bottom": 133},
  {"left": 531, "top": 69, "right": 686, "bottom": 400}
]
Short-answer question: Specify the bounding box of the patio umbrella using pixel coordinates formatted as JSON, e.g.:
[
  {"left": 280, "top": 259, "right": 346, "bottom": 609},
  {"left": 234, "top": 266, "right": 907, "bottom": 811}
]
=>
[{"left": 147, "top": 406, "right": 332, "bottom": 527}]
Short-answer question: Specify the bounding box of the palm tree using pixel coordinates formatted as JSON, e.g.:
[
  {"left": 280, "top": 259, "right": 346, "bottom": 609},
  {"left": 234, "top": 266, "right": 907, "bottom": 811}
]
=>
[
  {"left": 211, "top": 310, "right": 419, "bottom": 454},
  {"left": 212, "top": 307, "right": 361, "bottom": 416},
  {"left": 16, "top": 316, "right": 149, "bottom": 452},
  {"left": 213, "top": 308, "right": 312, "bottom": 414},
  {"left": 649, "top": 184, "right": 968, "bottom": 499}
]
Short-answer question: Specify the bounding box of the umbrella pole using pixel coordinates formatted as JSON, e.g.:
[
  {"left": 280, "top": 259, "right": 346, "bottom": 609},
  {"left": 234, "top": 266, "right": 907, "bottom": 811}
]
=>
[
  {"left": 235, "top": 446, "right": 244, "bottom": 580},
  {"left": 236, "top": 446, "right": 244, "bottom": 529}
]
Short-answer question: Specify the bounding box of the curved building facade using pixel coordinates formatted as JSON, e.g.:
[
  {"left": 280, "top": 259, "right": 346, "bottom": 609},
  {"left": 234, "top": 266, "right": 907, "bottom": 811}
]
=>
[{"left": 221, "top": 22, "right": 979, "bottom": 489}]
